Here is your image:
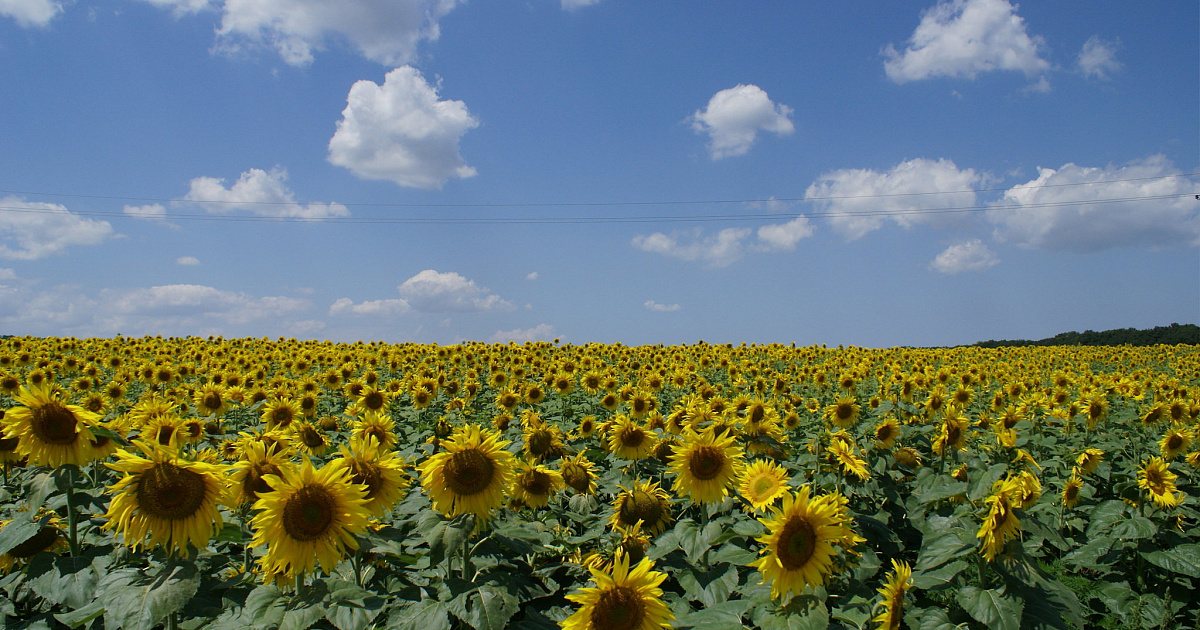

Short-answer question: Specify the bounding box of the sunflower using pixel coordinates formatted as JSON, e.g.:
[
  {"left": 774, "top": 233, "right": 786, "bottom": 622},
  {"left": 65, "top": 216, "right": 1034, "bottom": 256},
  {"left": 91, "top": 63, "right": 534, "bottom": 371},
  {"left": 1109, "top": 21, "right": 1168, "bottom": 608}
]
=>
[
  {"left": 523, "top": 416, "right": 565, "bottom": 462},
  {"left": 511, "top": 459, "right": 563, "bottom": 509},
  {"left": 351, "top": 411, "right": 397, "bottom": 451},
  {"left": 193, "top": 383, "right": 229, "bottom": 417},
  {"left": 1138, "top": 457, "right": 1180, "bottom": 509},
  {"left": 1062, "top": 471, "right": 1084, "bottom": 509},
  {"left": 261, "top": 398, "right": 302, "bottom": 430},
  {"left": 750, "top": 486, "right": 856, "bottom": 600},
  {"left": 610, "top": 479, "right": 674, "bottom": 535},
  {"left": 2, "top": 382, "right": 101, "bottom": 467},
  {"left": 932, "top": 406, "right": 969, "bottom": 456},
  {"left": 332, "top": 435, "right": 410, "bottom": 517},
  {"left": 828, "top": 441, "right": 870, "bottom": 482},
  {"left": 893, "top": 447, "right": 922, "bottom": 469},
  {"left": 576, "top": 415, "right": 598, "bottom": 440},
  {"left": 1160, "top": 428, "right": 1192, "bottom": 461},
  {"left": 873, "top": 418, "right": 901, "bottom": 449},
  {"left": 1076, "top": 448, "right": 1104, "bottom": 475},
  {"left": 872, "top": 559, "right": 912, "bottom": 630},
  {"left": 668, "top": 428, "right": 744, "bottom": 505},
  {"left": 560, "top": 452, "right": 599, "bottom": 495},
  {"left": 738, "top": 459, "right": 790, "bottom": 512},
  {"left": 977, "top": 477, "right": 1022, "bottom": 561},
  {"left": 104, "top": 443, "right": 230, "bottom": 555},
  {"left": 292, "top": 421, "right": 331, "bottom": 457},
  {"left": 608, "top": 415, "right": 656, "bottom": 461},
  {"left": 824, "top": 394, "right": 860, "bottom": 428},
  {"left": 230, "top": 440, "right": 290, "bottom": 505},
  {"left": 561, "top": 552, "right": 674, "bottom": 630},
  {"left": 251, "top": 458, "right": 371, "bottom": 581},
  {"left": 419, "top": 424, "right": 515, "bottom": 524}
]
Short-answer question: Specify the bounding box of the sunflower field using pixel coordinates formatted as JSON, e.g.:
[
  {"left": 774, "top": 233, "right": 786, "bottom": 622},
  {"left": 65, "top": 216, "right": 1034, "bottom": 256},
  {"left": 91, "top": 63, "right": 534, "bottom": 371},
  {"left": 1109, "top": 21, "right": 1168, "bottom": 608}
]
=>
[{"left": 0, "top": 336, "right": 1197, "bottom": 630}]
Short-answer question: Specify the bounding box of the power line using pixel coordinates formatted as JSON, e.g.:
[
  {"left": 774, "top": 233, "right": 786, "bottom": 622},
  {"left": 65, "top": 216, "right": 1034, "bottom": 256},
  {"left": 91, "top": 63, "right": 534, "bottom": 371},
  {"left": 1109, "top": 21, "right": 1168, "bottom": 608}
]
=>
[
  {"left": 0, "top": 192, "right": 1190, "bottom": 225},
  {"left": 0, "top": 171, "right": 1195, "bottom": 209}
]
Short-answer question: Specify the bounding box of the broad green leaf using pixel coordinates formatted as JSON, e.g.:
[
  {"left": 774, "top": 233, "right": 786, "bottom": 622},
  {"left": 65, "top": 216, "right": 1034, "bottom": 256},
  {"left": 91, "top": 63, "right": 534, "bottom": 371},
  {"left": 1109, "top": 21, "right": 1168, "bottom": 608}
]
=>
[
  {"left": 446, "top": 584, "right": 519, "bottom": 630},
  {"left": 911, "top": 559, "right": 968, "bottom": 589},
  {"left": 1141, "top": 544, "right": 1200, "bottom": 578},
  {"left": 101, "top": 562, "right": 201, "bottom": 630},
  {"left": 324, "top": 580, "right": 385, "bottom": 630},
  {"left": 677, "top": 564, "right": 739, "bottom": 607},
  {"left": 280, "top": 603, "right": 326, "bottom": 630},
  {"left": 242, "top": 584, "right": 288, "bottom": 628},
  {"left": 0, "top": 518, "right": 42, "bottom": 556},
  {"left": 1085, "top": 500, "right": 1127, "bottom": 538},
  {"left": 387, "top": 599, "right": 451, "bottom": 630},
  {"left": 969, "top": 463, "right": 1010, "bottom": 501},
  {"left": 1110, "top": 517, "right": 1156, "bottom": 540},
  {"left": 915, "top": 527, "right": 975, "bottom": 572},
  {"left": 29, "top": 554, "right": 98, "bottom": 609},
  {"left": 675, "top": 599, "right": 754, "bottom": 629},
  {"left": 751, "top": 597, "right": 828, "bottom": 630},
  {"left": 903, "top": 606, "right": 956, "bottom": 630},
  {"left": 1062, "top": 536, "right": 1115, "bottom": 567},
  {"left": 915, "top": 476, "right": 968, "bottom": 505},
  {"left": 957, "top": 586, "right": 1023, "bottom": 630},
  {"left": 54, "top": 601, "right": 105, "bottom": 629}
]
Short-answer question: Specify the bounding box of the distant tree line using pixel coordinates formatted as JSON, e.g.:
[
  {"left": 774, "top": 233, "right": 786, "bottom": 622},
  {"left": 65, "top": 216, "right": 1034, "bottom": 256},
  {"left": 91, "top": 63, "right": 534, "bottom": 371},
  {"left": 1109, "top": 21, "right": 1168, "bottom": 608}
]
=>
[{"left": 972, "top": 323, "right": 1200, "bottom": 348}]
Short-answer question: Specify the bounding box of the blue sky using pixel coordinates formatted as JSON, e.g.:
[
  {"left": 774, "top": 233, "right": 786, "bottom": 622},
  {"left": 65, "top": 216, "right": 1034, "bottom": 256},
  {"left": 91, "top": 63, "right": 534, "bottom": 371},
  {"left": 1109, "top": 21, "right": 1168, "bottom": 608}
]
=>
[{"left": 0, "top": 0, "right": 1195, "bottom": 346}]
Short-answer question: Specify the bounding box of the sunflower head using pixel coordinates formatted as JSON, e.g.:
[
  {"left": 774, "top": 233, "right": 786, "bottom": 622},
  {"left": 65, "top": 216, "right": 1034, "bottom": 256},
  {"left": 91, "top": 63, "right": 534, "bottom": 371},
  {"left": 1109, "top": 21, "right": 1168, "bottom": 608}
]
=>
[
  {"left": 561, "top": 552, "right": 674, "bottom": 630},
  {"left": 668, "top": 428, "right": 744, "bottom": 505},
  {"left": 610, "top": 479, "right": 674, "bottom": 536},
  {"left": 751, "top": 486, "right": 857, "bottom": 600},
  {"left": 418, "top": 424, "right": 515, "bottom": 524},
  {"left": 738, "top": 459, "right": 790, "bottom": 512},
  {"left": 3, "top": 382, "right": 101, "bottom": 467}
]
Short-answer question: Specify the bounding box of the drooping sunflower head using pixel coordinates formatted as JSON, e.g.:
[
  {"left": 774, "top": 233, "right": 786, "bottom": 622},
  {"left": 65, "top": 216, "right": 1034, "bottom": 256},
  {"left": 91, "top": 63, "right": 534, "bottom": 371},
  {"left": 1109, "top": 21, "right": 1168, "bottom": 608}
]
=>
[
  {"left": 104, "top": 443, "right": 231, "bottom": 556},
  {"left": 1062, "top": 472, "right": 1084, "bottom": 509},
  {"left": 872, "top": 559, "right": 912, "bottom": 630},
  {"left": 0, "top": 511, "right": 68, "bottom": 574},
  {"left": 667, "top": 428, "right": 744, "bottom": 505},
  {"left": 2, "top": 382, "right": 101, "bottom": 467},
  {"left": 418, "top": 424, "right": 515, "bottom": 524},
  {"left": 1138, "top": 456, "right": 1180, "bottom": 509},
  {"left": 977, "top": 478, "right": 1022, "bottom": 561},
  {"left": 610, "top": 479, "right": 674, "bottom": 536},
  {"left": 250, "top": 458, "right": 371, "bottom": 581}
]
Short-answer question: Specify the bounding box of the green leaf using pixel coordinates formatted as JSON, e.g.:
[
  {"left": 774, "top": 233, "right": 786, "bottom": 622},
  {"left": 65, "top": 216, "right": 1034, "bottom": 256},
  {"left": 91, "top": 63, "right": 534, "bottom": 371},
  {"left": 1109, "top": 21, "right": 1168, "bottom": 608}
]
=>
[
  {"left": 243, "top": 584, "right": 288, "bottom": 628},
  {"left": 969, "top": 463, "right": 1010, "bottom": 501},
  {"left": 29, "top": 554, "right": 98, "bottom": 609},
  {"left": 215, "top": 522, "right": 245, "bottom": 543},
  {"left": 903, "top": 606, "right": 957, "bottom": 630},
  {"left": 280, "top": 601, "right": 326, "bottom": 630},
  {"left": 387, "top": 599, "right": 451, "bottom": 630},
  {"left": 324, "top": 580, "right": 385, "bottom": 630},
  {"left": 1062, "top": 536, "right": 1115, "bottom": 567},
  {"left": 1110, "top": 517, "right": 1156, "bottom": 540},
  {"left": 674, "top": 519, "right": 712, "bottom": 563},
  {"left": 751, "top": 597, "right": 828, "bottom": 630},
  {"left": 677, "top": 564, "right": 739, "bottom": 607},
  {"left": 1096, "top": 582, "right": 1135, "bottom": 621},
  {"left": 915, "top": 526, "right": 975, "bottom": 573},
  {"left": 0, "top": 517, "right": 42, "bottom": 556},
  {"left": 446, "top": 584, "right": 519, "bottom": 630},
  {"left": 957, "top": 586, "right": 1023, "bottom": 630},
  {"left": 911, "top": 559, "right": 968, "bottom": 589},
  {"left": 915, "top": 475, "right": 968, "bottom": 505},
  {"left": 25, "top": 472, "right": 61, "bottom": 509},
  {"left": 1141, "top": 544, "right": 1200, "bottom": 578},
  {"left": 101, "top": 562, "right": 201, "bottom": 630},
  {"left": 676, "top": 599, "right": 754, "bottom": 629},
  {"left": 54, "top": 601, "right": 105, "bottom": 629},
  {"left": 1085, "top": 500, "right": 1128, "bottom": 538}
]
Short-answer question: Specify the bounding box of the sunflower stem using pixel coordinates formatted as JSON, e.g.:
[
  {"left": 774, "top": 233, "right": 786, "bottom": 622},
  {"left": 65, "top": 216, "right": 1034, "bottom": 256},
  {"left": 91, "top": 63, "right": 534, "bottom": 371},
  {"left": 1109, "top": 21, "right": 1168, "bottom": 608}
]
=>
[
  {"left": 353, "top": 547, "right": 363, "bottom": 587},
  {"left": 65, "top": 465, "right": 80, "bottom": 558}
]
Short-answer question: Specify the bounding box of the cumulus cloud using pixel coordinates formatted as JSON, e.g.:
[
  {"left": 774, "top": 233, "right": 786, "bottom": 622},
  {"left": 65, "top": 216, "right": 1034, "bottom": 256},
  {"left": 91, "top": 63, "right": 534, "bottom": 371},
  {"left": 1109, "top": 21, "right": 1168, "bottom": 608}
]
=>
[
  {"left": 561, "top": 0, "right": 599, "bottom": 10},
  {"left": 0, "top": 0, "right": 61, "bottom": 27},
  {"left": 988, "top": 155, "right": 1200, "bottom": 252},
  {"left": 328, "top": 66, "right": 479, "bottom": 190},
  {"left": 0, "top": 197, "right": 115, "bottom": 260},
  {"left": 176, "top": 256, "right": 200, "bottom": 266},
  {"left": 756, "top": 217, "right": 815, "bottom": 251},
  {"left": 329, "top": 297, "right": 411, "bottom": 317},
  {"left": 207, "top": 0, "right": 462, "bottom": 66},
  {"left": 397, "top": 270, "right": 514, "bottom": 312},
  {"left": 1078, "top": 35, "right": 1121, "bottom": 80},
  {"left": 804, "top": 158, "right": 982, "bottom": 240},
  {"left": 632, "top": 228, "right": 752, "bottom": 268},
  {"left": 689, "top": 84, "right": 794, "bottom": 160},
  {"left": 883, "top": 0, "right": 1050, "bottom": 84},
  {"left": 0, "top": 275, "right": 314, "bottom": 337},
  {"left": 137, "top": 0, "right": 214, "bottom": 16},
  {"left": 182, "top": 167, "right": 349, "bottom": 218},
  {"left": 123, "top": 203, "right": 168, "bottom": 220},
  {"left": 644, "top": 301, "right": 680, "bottom": 312},
  {"left": 930, "top": 239, "right": 999, "bottom": 273},
  {"left": 489, "top": 323, "right": 556, "bottom": 343}
]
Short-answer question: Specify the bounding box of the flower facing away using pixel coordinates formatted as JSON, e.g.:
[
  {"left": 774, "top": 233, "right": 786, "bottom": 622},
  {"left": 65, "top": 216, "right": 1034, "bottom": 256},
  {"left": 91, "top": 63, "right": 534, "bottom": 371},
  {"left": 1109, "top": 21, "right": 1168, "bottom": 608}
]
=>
[
  {"left": 419, "top": 424, "right": 515, "bottom": 524},
  {"left": 977, "top": 477, "right": 1022, "bottom": 561},
  {"left": 872, "top": 559, "right": 912, "bottom": 630},
  {"left": 104, "top": 443, "right": 231, "bottom": 556},
  {"left": 560, "top": 552, "right": 674, "bottom": 630},
  {"left": 750, "top": 486, "right": 857, "bottom": 600},
  {"left": 250, "top": 458, "right": 371, "bottom": 581}
]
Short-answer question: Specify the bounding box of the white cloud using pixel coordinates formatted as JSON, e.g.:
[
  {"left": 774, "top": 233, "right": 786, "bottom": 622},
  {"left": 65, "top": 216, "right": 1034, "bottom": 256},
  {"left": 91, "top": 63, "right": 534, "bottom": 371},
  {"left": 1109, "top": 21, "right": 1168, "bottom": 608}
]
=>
[
  {"left": 930, "top": 239, "right": 999, "bottom": 273},
  {"left": 0, "top": 276, "right": 314, "bottom": 337},
  {"left": 489, "top": 323, "right": 556, "bottom": 343},
  {"left": 689, "top": 84, "right": 794, "bottom": 160},
  {"left": 207, "top": 0, "right": 462, "bottom": 67},
  {"left": 632, "top": 228, "right": 752, "bottom": 268},
  {"left": 0, "top": 197, "right": 115, "bottom": 260},
  {"left": 397, "top": 269, "right": 515, "bottom": 312},
  {"left": 1078, "top": 35, "right": 1121, "bottom": 80},
  {"left": 176, "top": 256, "right": 201, "bottom": 266},
  {"left": 988, "top": 155, "right": 1200, "bottom": 252},
  {"left": 182, "top": 167, "right": 349, "bottom": 218},
  {"left": 756, "top": 217, "right": 815, "bottom": 251},
  {"left": 883, "top": 0, "right": 1050, "bottom": 83},
  {"left": 137, "top": 0, "right": 214, "bottom": 16},
  {"left": 123, "top": 203, "right": 168, "bottom": 220},
  {"left": 644, "top": 301, "right": 680, "bottom": 312},
  {"left": 804, "top": 158, "right": 982, "bottom": 240},
  {"left": 526, "top": 272, "right": 538, "bottom": 281},
  {"left": 561, "top": 0, "right": 599, "bottom": 10},
  {"left": 328, "top": 66, "right": 479, "bottom": 190},
  {"left": 0, "top": 0, "right": 61, "bottom": 27},
  {"left": 329, "top": 297, "right": 411, "bottom": 317}
]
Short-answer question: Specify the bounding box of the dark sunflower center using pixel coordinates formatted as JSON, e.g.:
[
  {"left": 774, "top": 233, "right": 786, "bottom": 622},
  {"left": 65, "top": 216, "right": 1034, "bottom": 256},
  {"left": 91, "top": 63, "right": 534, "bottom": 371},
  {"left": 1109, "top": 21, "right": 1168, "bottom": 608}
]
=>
[
  {"left": 9, "top": 526, "right": 60, "bottom": 558},
  {"left": 562, "top": 464, "right": 590, "bottom": 493},
  {"left": 618, "top": 490, "right": 662, "bottom": 529},
  {"left": 364, "top": 392, "right": 384, "bottom": 410},
  {"left": 183, "top": 422, "right": 203, "bottom": 439},
  {"left": 301, "top": 426, "right": 325, "bottom": 449},
  {"left": 528, "top": 430, "right": 552, "bottom": 456},
  {"left": 835, "top": 404, "right": 853, "bottom": 420},
  {"left": 777, "top": 516, "right": 817, "bottom": 570},
  {"left": 752, "top": 475, "right": 778, "bottom": 497},
  {"left": 443, "top": 448, "right": 496, "bottom": 496},
  {"left": 580, "top": 420, "right": 595, "bottom": 434},
  {"left": 877, "top": 426, "right": 894, "bottom": 441},
  {"left": 156, "top": 425, "right": 176, "bottom": 446},
  {"left": 245, "top": 463, "right": 280, "bottom": 499},
  {"left": 619, "top": 428, "right": 645, "bottom": 448},
  {"left": 749, "top": 406, "right": 765, "bottom": 424},
  {"left": 591, "top": 585, "right": 646, "bottom": 630},
  {"left": 202, "top": 394, "right": 222, "bottom": 411},
  {"left": 272, "top": 408, "right": 293, "bottom": 426},
  {"left": 1167, "top": 435, "right": 1184, "bottom": 450},
  {"left": 946, "top": 425, "right": 961, "bottom": 444},
  {"left": 688, "top": 446, "right": 725, "bottom": 481},
  {"left": 31, "top": 402, "right": 79, "bottom": 445},
  {"left": 500, "top": 394, "right": 518, "bottom": 408},
  {"left": 136, "top": 463, "right": 208, "bottom": 521},
  {"left": 350, "top": 461, "right": 383, "bottom": 499},
  {"left": 1065, "top": 484, "right": 1080, "bottom": 501},
  {"left": 521, "top": 470, "right": 552, "bottom": 496},
  {"left": 282, "top": 485, "right": 336, "bottom": 541}
]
